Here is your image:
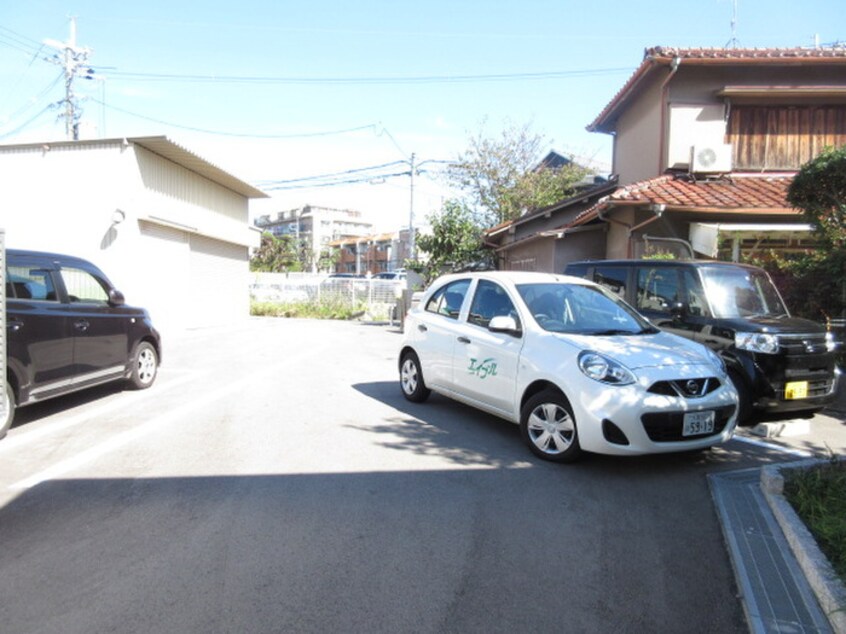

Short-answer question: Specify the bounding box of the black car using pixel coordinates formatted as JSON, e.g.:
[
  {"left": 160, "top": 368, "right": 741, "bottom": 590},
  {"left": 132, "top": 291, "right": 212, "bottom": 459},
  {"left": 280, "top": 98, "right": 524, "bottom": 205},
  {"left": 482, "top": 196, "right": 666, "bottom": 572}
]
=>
[
  {"left": 2, "top": 249, "right": 162, "bottom": 438},
  {"left": 564, "top": 259, "right": 839, "bottom": 422}
]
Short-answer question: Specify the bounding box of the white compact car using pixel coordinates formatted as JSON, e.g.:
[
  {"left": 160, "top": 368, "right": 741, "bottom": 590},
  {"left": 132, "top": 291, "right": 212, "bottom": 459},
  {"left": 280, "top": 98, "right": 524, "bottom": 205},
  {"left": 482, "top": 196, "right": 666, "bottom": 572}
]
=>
[{"left": 399, "top": 271, "right": 738, "bottom": 462}]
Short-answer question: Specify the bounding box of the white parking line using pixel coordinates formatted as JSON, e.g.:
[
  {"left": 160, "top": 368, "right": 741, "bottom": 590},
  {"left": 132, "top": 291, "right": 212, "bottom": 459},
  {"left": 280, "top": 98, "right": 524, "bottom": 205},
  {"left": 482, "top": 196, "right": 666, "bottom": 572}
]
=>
[
  {"left": 731, "top": 434, "right": 813, "bottom": 458},
  {"left": 0, "top": 372, "right": 203, "bottom": 452},
  {"left": 7, "top": 369, "right": 268, "bottom": 491}
]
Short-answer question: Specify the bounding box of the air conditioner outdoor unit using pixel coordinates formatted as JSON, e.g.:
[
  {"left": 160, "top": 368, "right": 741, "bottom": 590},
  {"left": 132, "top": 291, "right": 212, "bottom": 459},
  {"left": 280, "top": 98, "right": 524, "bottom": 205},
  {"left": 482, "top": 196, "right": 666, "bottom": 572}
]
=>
[{"left": 690, "top": 144, "right": 733, "bottom": 173}]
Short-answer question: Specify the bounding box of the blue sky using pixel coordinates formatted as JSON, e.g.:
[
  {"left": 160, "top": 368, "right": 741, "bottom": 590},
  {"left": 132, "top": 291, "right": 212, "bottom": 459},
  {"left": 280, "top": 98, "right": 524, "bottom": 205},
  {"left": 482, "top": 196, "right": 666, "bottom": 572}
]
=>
[{"left": 1, "top": 1, "right": 843, "bottom": 229}]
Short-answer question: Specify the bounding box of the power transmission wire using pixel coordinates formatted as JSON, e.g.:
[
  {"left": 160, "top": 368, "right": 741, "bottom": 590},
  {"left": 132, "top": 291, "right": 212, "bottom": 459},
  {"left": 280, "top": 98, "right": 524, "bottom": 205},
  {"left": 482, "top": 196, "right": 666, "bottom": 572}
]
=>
[
  {"left": 254, "top": 160, "right": 409, "bottom": 186},
  {"left": 262, "top": 171, "right": 413, "bottom": 191},
  {"left": 2, "top": 71, "right": 64, "bottom": 123},
  {"left": 0, "top": 26, "right": 45, "bottom": 57},
  {"left": 99, "top": 66, "right": 633, "bottom": 85},
  {"left": 0, "top": 103, "right": 59, "bottom": 139},
  {"left": 258, "top": 158, "right": 453, "bottom": 191},
  {"left": 88, "top": 97, "right": 379, "bottom": 138}
]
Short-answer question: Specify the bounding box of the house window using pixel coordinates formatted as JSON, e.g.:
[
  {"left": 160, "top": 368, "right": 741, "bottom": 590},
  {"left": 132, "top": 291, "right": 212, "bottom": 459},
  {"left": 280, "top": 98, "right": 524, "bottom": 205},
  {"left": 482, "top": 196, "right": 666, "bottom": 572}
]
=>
[{"left": 728, "top": 105, "right": 846, "bottom": 170}]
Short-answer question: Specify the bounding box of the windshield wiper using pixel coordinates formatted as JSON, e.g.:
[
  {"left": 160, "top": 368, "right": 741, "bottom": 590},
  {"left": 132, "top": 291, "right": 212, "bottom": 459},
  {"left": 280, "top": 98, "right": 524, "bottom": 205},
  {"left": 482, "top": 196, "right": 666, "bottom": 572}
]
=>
[{"left": 588, "top": 329, "right": 640, "bottom": 336}]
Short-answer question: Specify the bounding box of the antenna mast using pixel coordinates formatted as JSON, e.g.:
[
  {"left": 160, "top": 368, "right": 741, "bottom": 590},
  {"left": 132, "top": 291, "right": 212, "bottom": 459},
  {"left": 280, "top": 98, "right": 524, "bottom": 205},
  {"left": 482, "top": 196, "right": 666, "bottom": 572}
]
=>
[{"left": 725, "top": 0, "right": 740, "bottom": 49}]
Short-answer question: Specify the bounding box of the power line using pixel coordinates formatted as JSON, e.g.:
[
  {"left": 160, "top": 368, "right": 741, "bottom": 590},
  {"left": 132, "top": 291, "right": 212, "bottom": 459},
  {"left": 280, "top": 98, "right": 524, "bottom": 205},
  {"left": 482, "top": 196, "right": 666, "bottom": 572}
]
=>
[
  {"left": 0, "top": 26, "right": 45, "bottom": 57},
  {"left": 2, "top": 71, "right": 65, "bottom": 122},
  {"left": 0, "top": 103, "right": 59, "bottom": 140},
  {"left": 254, "top": 160, "right": 409, "bottom": 186},
  {"left": 258, "top": 159, "right": 453, "bottom": 192},
  {"left": 99, "top": 66, "right": 633, "bottom": 86},
  {"left": 262, "top": 171, "right": 413, "bottom": 191},
  {"left": 88, "top": 98, "right": 380, "bottom": 139}
]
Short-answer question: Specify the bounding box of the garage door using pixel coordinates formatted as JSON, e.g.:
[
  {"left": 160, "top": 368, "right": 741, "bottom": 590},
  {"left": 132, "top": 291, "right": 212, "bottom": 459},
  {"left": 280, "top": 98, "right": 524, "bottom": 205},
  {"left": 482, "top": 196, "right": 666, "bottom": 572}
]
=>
[
  {"left": 189, "top": 235, "right": 249, "bottom": 329},
  {"left": 138, "top": 221, "right": 191, "bottom": 334}
]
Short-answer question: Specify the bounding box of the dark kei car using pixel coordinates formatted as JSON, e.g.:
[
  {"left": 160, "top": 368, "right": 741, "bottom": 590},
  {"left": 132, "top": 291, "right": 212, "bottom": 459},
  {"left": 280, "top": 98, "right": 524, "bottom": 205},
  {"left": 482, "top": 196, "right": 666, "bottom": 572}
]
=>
[
  {"left": 2, "top": 249, "right": 162, "bottom": 438},
  {"left": 564, "top": 259, "right": 840, "bottom": 423}
]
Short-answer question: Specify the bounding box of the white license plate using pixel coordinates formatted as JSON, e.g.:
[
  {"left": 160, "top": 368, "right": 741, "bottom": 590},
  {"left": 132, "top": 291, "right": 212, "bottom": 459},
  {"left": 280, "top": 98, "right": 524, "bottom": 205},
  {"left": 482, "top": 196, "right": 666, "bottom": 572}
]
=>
[{"left": 683, "top": 411, "right": 715, "bottom": 436}]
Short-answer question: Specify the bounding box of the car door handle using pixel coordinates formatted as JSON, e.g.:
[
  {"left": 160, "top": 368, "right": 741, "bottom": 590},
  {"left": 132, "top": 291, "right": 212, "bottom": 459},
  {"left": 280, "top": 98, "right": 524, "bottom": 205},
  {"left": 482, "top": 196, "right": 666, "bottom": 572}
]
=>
[
  {"left": 457, "top": 336, "right": 471, "bottom": 344},
  {"left": 74, "top": 319, "right": 90, "bottom": 332},
  {"left": 417, "top": 324, "right": 428, "bottom": 332},
  {"left": 7, "top": 318, "right": 23, "bottom": 332}
]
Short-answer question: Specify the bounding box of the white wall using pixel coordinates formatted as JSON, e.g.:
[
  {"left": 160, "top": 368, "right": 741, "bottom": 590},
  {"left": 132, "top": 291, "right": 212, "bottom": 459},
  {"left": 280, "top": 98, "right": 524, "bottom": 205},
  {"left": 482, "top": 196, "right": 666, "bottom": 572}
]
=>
[{"left": 0, "top": 141, "right": 257, "bottom": 339}]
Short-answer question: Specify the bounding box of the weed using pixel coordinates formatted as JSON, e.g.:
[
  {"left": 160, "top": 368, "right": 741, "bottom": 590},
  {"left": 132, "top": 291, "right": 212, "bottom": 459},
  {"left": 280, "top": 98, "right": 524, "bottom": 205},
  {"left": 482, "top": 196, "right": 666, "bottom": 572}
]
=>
[
  {"left": 250, "top": 300, "right": 368, "bottom": 321},
  {"left": 783, "top": 459, "right": 846, "bottom": 583}
]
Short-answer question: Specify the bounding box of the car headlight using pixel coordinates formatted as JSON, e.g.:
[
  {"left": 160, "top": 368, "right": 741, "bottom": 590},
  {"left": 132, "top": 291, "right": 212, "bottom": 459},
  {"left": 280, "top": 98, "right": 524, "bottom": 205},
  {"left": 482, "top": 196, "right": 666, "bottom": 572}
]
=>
[
  {"left": 702, "top": 346, "right": 727, "bottom": 377},
  {"left": 826, "top": 332, "right": 838, "bottom": 352},
  {"left": 735, "top": 332, "right": 779, "bottom": 354},
  {"left": 578, "top": 351, "right": 635, "bottom": 385}
]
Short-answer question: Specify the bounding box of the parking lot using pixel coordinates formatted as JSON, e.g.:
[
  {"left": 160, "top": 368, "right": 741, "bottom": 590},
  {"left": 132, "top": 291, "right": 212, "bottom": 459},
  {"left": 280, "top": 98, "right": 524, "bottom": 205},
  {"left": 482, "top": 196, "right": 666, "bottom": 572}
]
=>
[{"left": 1, "top": 317, "right": 844, "bottom": 633}]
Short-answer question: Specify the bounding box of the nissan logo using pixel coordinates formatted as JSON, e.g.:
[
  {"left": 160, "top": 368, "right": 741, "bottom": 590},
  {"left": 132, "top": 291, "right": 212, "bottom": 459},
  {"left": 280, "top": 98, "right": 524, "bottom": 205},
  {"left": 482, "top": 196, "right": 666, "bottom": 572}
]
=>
[{"left": 685, "top": 380, "right": 701, "bottom": 395}]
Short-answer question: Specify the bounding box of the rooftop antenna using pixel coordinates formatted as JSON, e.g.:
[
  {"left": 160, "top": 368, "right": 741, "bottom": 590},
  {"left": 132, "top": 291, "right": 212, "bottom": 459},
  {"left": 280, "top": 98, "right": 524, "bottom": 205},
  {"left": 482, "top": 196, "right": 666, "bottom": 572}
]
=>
[{"left": 725, "top": 0, "right": 740, "bottom": 49}]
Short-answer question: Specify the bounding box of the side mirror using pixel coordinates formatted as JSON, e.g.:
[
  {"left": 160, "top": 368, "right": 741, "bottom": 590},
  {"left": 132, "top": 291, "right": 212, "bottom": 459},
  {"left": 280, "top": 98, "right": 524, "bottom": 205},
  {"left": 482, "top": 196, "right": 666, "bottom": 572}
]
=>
[
  {"left": 489, "top": 315, "right": 521, "bottom": 337},
  {"left": 109, "top": 289, "right": 125, "bottom": 307}
]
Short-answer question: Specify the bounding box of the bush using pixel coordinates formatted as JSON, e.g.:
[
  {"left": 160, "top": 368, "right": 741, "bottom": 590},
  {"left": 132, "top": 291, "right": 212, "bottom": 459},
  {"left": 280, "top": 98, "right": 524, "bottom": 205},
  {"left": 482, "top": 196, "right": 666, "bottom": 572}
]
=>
[
  {"left": 784, "top": 460, "right": 846, "bottom": 583},
  {"left": 250, "top": 300, "right": 366, "bottom": 320}
]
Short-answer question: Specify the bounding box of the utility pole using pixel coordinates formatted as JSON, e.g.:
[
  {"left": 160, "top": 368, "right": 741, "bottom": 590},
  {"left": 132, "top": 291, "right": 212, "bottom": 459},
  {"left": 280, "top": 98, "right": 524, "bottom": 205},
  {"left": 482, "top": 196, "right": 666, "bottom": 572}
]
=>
[
  {"left": 408, "top": 153, "right": 416, "bottom": 261},
  {"left": 44, "top": 17, "right": 91, "bottom": 140}
]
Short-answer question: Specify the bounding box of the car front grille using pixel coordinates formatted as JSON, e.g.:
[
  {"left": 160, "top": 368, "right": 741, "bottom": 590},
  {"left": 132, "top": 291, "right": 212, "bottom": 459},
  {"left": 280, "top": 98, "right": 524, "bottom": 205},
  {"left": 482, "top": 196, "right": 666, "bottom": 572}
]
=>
[
  {"left": 646, "top": 377, "right": 722, "bottom": 399},
  {"left": 640, "top": 405, "right": 736, "bottom": 442},
  {"left": 777, "top": 333, "right": 829, "bottom": 355}
]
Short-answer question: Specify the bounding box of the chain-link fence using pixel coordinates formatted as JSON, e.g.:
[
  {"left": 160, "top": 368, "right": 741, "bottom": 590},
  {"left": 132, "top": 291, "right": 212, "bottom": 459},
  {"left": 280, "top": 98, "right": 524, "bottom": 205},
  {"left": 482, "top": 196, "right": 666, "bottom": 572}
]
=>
[{"left": 250, "top": 273, "right": 405, "bottom": 322}]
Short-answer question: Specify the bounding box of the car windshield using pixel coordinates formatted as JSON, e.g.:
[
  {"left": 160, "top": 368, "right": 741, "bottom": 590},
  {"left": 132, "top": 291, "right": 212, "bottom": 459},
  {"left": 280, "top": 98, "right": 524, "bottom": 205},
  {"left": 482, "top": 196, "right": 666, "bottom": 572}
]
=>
[
  {"left": 700, "top": 266, "right": 789, "bottom": 318},
  {"left": 516, "top": 282, "right": 656, "bottom": 335}
]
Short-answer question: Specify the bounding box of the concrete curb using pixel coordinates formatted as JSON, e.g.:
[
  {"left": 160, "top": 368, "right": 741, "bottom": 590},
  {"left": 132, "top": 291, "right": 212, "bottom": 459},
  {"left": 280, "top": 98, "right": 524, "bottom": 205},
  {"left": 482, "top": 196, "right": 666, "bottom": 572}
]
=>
[{"left": 761, "top": 459, "right": 846, "bottom": 634}]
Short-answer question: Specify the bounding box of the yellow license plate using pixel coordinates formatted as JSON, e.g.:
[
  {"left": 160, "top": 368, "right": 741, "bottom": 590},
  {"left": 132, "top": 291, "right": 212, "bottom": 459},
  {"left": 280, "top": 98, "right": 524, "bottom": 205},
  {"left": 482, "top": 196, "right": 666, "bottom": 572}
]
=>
[{"left": 785, "top": 381, "right": 809, "bottom": 400}]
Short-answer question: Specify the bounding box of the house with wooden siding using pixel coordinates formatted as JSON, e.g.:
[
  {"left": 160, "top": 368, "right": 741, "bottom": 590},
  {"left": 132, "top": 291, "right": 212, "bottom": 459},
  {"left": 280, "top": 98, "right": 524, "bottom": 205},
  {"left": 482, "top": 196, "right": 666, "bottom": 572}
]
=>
[
  {"left": 489, "top": 46, "right": 846, "bottom": 267},
  {"left": 0, "top": 136, "right": 266, "bottom": 335}
]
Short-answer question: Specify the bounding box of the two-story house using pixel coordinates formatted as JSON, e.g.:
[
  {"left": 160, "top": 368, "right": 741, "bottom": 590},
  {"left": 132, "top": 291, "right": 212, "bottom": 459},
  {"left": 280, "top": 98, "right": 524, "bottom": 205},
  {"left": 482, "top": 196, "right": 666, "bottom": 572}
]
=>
[{"left": 490, "top": 46, "right": 846, "bottom": 267}]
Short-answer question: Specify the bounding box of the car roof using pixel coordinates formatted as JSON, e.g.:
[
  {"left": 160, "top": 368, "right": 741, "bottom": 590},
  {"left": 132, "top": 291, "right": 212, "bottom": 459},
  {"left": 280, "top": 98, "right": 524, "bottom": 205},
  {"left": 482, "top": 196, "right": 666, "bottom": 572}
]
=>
[
  {"left": 566, "top": 258, "right": 762, "bottom": 271},
  {"left": 430, "top": 270, "right": 593, "bottom": 287},
  {"left": 7, "top": 248, "right": 95, "bottom": 268}
]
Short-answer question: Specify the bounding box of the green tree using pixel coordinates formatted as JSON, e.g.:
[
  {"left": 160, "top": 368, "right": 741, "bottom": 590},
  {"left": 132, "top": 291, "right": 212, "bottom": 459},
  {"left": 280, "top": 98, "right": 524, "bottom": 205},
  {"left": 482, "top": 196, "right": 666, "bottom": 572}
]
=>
[
  {"left": 448, "top": 121, "right": 592, "bottom": 226},
  {"left": 250, "top": 232, "right": 302, "bottom": 272},
  {"left": 411, "top": 199, "right": 493, "bottom": 282},
  {"left": 750, "top": 145, "right": 846, "bottom": 323},
  {"left": 787, "top": 144, "right": 846, "bottom": 245},
  {"left": 316, "top": 248, "right": 340, "bottom": 273}
]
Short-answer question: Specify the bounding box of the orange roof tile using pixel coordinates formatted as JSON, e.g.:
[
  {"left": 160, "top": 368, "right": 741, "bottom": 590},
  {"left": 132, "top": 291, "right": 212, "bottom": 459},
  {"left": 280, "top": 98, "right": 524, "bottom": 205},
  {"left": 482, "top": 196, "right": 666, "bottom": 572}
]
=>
[{"left": 569, "top": 173, "right": 798, "bottom": 227}]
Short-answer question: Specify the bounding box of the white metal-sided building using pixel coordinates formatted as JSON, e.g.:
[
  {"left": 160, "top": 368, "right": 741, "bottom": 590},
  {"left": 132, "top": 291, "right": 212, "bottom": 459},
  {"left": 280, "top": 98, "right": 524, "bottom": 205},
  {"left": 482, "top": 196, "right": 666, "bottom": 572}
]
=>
[{"left": 0, "top": 136, "right": 266, "bottom": 336}]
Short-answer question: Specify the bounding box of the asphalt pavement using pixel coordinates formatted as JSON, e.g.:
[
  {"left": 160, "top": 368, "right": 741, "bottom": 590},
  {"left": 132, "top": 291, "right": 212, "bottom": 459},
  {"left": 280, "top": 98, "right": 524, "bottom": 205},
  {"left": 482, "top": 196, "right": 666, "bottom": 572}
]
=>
[{"left": 0, "top": 318, "right": 842, "bottom": 634}]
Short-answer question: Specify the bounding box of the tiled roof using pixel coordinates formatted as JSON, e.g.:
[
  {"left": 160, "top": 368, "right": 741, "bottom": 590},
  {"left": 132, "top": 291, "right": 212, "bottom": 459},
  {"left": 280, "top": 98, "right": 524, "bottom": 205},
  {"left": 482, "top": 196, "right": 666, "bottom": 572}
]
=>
[
  {"left": 645, "top": 45, "right": 846, "bottom": 61},
  {"left": 569, "top": 173, "right": 798, "bottom": 227},
  {"left": 588, "top": 46, "right": 846, "bottom": 133}
]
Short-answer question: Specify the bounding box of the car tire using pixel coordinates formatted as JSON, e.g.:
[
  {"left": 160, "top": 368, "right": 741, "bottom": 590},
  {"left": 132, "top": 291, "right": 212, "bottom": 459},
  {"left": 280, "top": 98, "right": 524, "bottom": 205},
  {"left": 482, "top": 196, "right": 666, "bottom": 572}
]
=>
[
  {"left": 1, "top": 382, "right": 14, "bottom": 440},
  {"left": 520, "top": 389, "right": 582, "bottom": 462},
  {"left": 400, "top": 351, "right": 430, "bottom": 403},
  {"left": 728, "top": 370, "right": 753, "bottom": 425},
  {"left": 129, "top": 341, "right": 158, "bottom": 390}
]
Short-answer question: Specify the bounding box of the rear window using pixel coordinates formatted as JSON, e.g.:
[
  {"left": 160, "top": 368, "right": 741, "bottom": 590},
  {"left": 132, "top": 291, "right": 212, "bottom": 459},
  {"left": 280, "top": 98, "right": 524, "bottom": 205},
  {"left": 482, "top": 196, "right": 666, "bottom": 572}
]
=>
[
  {"left": 424, "top": 279, "right": 471, "bottom": 319},
  {"left": 592, "top": 266, "right": 628, "bottom": 298},
  {"left": 6, "top": 265, "right": 58, "bottom": 301}
]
